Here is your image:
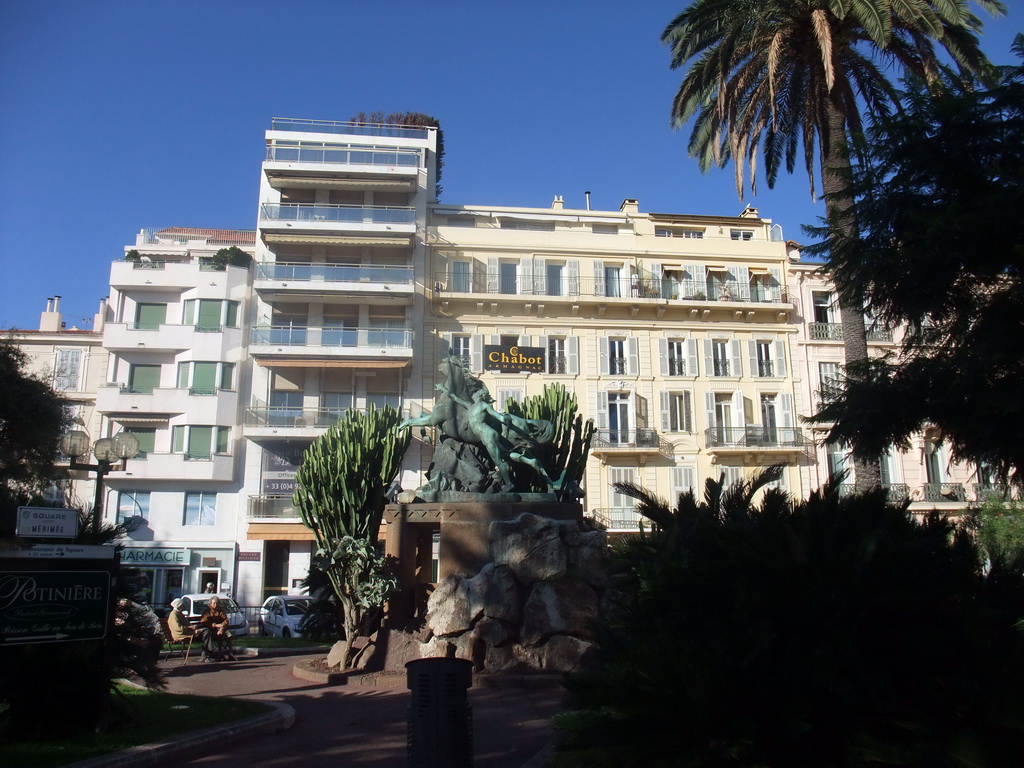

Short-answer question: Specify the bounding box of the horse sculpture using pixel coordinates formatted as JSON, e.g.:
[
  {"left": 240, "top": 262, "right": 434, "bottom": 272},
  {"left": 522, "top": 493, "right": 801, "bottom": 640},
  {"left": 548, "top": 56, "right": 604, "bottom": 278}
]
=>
[{"left": 397, "top": 355, "right": 559, "bottom": 496}]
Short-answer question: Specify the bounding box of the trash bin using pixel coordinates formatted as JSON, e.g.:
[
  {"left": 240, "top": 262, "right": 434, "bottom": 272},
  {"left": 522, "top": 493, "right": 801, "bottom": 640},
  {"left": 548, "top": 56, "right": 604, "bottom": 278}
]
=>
[{"left": 406, "top": 656, "right": 473, "bottom": 768}]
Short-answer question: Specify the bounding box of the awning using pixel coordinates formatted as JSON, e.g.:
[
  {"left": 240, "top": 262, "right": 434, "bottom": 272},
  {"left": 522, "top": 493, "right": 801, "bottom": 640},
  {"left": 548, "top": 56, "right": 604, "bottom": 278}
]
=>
[
  {"left": 705, "top": 265, "right": 729, "bottom": 272},
  {"left": 254, "top": 358, "right": 409, "bottom": 369},
  {"left": 747, "top": 266, "right": 772, "bottom": 274},
  {"left": 266, "top": 176, "right": 414, "bottom": 191},
  {"left": 110, "top": 415, "right": 173, "bottom": 425},
  {"left": 247, "top": 523, "right": 315, "bottom": 541},
  {"left": 263, "top": 233, "right": 412, "bottom": 246}
]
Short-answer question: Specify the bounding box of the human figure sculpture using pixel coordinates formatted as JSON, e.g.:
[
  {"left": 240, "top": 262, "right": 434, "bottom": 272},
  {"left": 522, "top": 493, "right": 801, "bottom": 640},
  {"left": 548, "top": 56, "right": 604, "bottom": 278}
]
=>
[{"left": 397, "top": 355, "right": 558, "bottom": 496}]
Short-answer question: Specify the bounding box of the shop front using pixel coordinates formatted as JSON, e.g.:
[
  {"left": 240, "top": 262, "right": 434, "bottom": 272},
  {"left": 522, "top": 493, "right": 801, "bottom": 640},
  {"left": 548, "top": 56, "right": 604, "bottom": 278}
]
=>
[{"left": 121, "top": 545, "right": 237, "bottom": 613}]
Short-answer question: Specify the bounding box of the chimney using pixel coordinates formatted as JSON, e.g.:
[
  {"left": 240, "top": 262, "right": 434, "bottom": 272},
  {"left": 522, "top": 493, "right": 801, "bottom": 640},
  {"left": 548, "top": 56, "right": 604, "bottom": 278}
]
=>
[
  {"left": 551, "top": 195, "right": 564, "bottom": 210},
  {"left": 39, "top": 296, "right": 63, "bottom": 332},
  {"left": 739, "top": 204, "right": 760, "bottom": 219},
  {"left": 619, "top": 198, "right": 639, "bottom": 215},
  {"left": 93, "top": 297, "right": 109, "bottom": 331}
]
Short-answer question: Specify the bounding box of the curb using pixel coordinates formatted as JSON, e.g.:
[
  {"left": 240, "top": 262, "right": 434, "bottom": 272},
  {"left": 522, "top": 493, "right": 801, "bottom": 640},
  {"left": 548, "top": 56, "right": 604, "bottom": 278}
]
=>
[
  {"left": 64, "top": 693, "right": 295, "bottom": 768},
  {"left": 291, "top": 660, "right": 565, "bottom": 690}
]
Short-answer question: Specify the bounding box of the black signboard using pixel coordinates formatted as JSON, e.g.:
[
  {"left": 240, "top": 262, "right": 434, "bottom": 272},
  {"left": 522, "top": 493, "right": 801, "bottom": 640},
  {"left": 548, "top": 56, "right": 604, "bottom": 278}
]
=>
[
  {"left": 483, "top": 345, "right": 546, "bottom": 373},
  {"left": 0, "top": 570, "right": 111, "bottom": 645}
]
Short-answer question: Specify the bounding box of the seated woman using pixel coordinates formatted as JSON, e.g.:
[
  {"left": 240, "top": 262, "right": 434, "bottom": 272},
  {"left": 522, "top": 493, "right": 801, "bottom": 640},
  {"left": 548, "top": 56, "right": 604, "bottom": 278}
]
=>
[{"left": 199, "top": 596, "right": 237, "bottom": 662}]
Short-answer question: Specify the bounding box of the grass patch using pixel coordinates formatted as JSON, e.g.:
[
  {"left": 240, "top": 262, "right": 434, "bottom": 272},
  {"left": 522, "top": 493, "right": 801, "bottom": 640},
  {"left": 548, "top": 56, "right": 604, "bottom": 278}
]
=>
[
  {"left": 233, "top": 636, "right": 333, "bottom": 649},
  {"left": 0, "top": 684, "right": 272, "bottom": 768}
]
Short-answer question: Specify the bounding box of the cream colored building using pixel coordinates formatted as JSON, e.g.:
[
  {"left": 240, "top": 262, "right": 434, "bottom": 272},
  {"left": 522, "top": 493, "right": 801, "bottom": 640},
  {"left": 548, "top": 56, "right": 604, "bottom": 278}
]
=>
[{"left": 425, "top": 197, "right": 803, "bottom": 530}]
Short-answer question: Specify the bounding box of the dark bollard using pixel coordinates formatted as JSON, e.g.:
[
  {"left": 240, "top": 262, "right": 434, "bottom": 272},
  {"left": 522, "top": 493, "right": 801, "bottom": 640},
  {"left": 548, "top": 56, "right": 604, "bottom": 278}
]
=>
[{"left": 406, "top": 656, "right": 474, "bottom": 768}]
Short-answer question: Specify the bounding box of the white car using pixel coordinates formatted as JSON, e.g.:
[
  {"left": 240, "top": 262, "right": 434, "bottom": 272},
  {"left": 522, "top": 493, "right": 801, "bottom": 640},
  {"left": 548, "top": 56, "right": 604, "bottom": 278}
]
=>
[
  {"left": 175, "top": 594, "right": 249, "bottom": 637},
  {"left": 259, "top": 595, "right": 313, "bottom": 637}
]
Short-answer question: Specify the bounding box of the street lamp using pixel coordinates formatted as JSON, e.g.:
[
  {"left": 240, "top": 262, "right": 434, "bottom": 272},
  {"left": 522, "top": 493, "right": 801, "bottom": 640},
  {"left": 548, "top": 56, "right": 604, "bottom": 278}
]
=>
[{"left": 60, "top": 430, "right": 140, "bottom": 536}]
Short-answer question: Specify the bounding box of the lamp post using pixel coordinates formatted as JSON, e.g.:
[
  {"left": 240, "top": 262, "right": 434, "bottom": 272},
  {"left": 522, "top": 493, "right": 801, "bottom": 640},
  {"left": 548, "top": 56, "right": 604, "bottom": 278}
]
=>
[{"left": 60, "top": 430, "right": 140, "bottom": 536}]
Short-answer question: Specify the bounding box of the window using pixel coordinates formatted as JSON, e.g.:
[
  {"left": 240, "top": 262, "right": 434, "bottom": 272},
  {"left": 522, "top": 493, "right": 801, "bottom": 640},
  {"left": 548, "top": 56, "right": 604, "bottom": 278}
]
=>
[
  {"left": 750, "top": 340, "right": 787, "bottom": 378},
  {"left": 499, "top": 262, "right": 518, "bottom": 294},
  {"left": 117, "top": 491, "right": 150, "bottom": 523},
  {"left": 548, "top": 337, "right": 567, "bottom": 374},
  {"left": 826, "top": 442, "right": 850, "bottom": 484},
  {"left": 320, "top": 392, "right": 351, "bottom": 423},
  {"left": 500, "top": 219, "right": 555, "bottom": 231},
  {"left": 730, "top": 229, "right": 754, "bottom": 241},
  {"left": 655, "top": 227, "right": 703, "bottom": 239},
  {"left": 54, "top": 349, "right": 83, "bottom": 390},
  {"left": 495, "top": 388, "right": 523, "bottom": 411},
  {"left": 177, "top": 362, "right": 233, "bottom": 394},
  {"left": 818, "top": 362, "right": 842, "bottom": 404},
  {"left": 447, "top": 216, "right": 476, "bottom": 227},
  {"left": 125, "top": 428, "right": 155, "bottom": 458},
  {"left": 604, "top": 265, "right": 622, "bottom": 298},
  {"left": 671, "top": 466, "right": 697, "bottom": 503},
  {"left": 546, "top": 263, "right": 563, "bottom": 296},
  {"left": 135, "top": 303, "right": 166, "bottom": 330},
  {"left": 607, "top": 392, "right": 631, "bottom": 443},
  {"left": 171, "top": 425, "right": 230, "bottom": 459},
  {"left": 591, "top": 224, "right": 618, "bottom": 235},
  {"left": 712, "top": 340, "right": 730, "bottom": 376},
  {"left": 667, "top": 339, "right": 687, "bottom": 376},
  {"left": 183, "top": 299, "right": 239, "bottom": 331},
  {"left": 760, "top": 394, "right": 778, "bottom": 442},
  {"left": 608, "top": 338, "right": 626, "bottom": 375},
  {"left": 451, "top": 260, "right": 471, "bottom": 293},
  {"left": 608, "top": 467, "right": 637, "bottom": 517},
  {"left": 367, "top": 393, "right": 401, "bottom": 411},
  {"left": 756, "top": 342, "right": 773, "bottom": 377},
  {"left": 812, "top": 291, "right": 836, "bottom": 324},
  {"left": 662, "top": 391, "right": 693, "bottom": 433},
  {"left": 127, "top": 364, "right": 160, "bottom": 394},
  {"left": 451, "top": 334, "right": 471, "bottom": 368},
  {"left": 184, "top": 492, "right": 216, "bottom": 526}
]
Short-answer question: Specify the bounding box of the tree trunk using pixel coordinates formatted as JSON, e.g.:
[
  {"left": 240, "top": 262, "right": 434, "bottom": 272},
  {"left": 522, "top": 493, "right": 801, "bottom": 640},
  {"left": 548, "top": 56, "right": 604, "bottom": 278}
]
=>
[{"left": 821, "top": 99, "right": 881, "bottom": 492}]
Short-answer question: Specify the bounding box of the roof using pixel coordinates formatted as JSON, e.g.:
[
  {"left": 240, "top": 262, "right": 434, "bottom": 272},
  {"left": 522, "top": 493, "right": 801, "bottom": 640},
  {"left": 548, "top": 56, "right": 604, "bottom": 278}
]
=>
[{"left": 155, "top": 227, "right": 257, "bottom": 245}]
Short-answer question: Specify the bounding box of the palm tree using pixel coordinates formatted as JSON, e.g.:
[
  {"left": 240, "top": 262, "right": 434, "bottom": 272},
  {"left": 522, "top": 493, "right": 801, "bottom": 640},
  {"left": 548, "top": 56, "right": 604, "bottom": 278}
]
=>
[{"left": 662, "top": 0, "right": 1005, "bottom": 490}]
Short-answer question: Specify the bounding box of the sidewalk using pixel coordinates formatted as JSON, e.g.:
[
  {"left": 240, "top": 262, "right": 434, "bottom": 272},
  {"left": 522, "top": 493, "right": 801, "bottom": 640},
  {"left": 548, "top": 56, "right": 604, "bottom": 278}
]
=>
[{"left": 145, "top": 651, "right": 565, "bottom": 767}]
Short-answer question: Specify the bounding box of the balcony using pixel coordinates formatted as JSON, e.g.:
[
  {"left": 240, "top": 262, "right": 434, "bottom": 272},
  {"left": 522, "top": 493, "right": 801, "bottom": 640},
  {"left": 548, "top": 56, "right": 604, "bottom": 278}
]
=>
[
  {"left": 270, "top": 118, "right": 433, "bottom": 140},
  {"left": 243, "top": 406, "right": 352, "bottom": 441},
  {"left": 248, "top": 495, "right": 301, "bottom": 521},
  {"left": 432, "top": 274, "right": 788, "bottom": 305},
  {"left": 834, "top": 483, "right": 910, "bottom": 502},
  {"left": 103, "top": 322, "right": 196, "bottom": 351},
  {"left": 590, "top": 429, "right": 673, "bottom": 457},
  {"left": 265, "top": 140, "right": 421, "bottom": 179},
  {"left": 254, "top": 262, "right": 414, "bottom": 301},
  {"left": 119, "top": 452, "right": 235, "bottom": 482},
  {"left": 973, "top": 484, "right": 1012, "bottom": 501},
  {"left": 248, "top": 325, "right": 413, "bottom": 362},
  {"left": 920, "top": 483, "right": 968, "bottom": 503},
  {"left": 258, "top": 203, "right": 416, "bottom": 235},
  {"left": 109, "top": 259, "right": 234, "bottom": 290},
  {"left": 809, "top": 323, "right": 895, "bottom": 342},
  {"left": 588, "top": 507, "right": 653, "bottom": 532},
  {"left": 97, "top": 385, "right": 238, "bottom": 422},
  {"left": 705, "top": 426, "right": 804, "bottom": 453}
]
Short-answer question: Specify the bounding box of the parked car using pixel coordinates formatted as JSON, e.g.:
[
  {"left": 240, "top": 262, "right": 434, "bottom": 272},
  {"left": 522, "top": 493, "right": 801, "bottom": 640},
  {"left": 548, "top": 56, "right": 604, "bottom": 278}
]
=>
[
  {"left": 259, "top": 595, "right": 314, "bottom": 637},
  {"left": 175, "top": 594, "right": 249, "bottom": 637}
]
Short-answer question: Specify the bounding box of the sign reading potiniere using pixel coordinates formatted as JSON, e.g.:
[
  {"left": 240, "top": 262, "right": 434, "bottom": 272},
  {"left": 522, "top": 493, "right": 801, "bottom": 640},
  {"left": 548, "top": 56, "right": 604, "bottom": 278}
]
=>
[
  {"left": 0, "top": 571, "right": 111, "bottom": 645},
  {"left": 16, "top": 507, "right": 79, "bottom": 539},
  {"left": 483, "top": 345, "right": 546, "bottom": 373}
]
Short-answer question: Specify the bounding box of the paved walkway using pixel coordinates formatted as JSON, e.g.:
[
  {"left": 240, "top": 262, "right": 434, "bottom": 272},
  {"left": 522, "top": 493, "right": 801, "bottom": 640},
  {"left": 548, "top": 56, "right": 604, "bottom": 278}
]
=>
[{"left": 156, "top": 651, "right": 566, "bottom": 768}]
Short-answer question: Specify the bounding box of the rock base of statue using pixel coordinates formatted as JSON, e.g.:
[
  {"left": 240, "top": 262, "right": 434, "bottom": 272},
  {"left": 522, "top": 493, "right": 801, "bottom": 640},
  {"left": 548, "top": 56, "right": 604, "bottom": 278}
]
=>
[{"left": 383, "top": 504, "right": 608, "bottom": 675}]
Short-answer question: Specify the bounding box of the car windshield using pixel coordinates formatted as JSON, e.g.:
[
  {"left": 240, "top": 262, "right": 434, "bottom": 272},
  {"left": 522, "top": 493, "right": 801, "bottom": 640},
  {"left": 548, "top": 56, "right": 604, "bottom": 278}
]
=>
[
  {"left": 193, "top": 598, "right": 241, "bottom": 614},
  {"left": 285, "top": 599, "right": 312, "bottom": 616}
]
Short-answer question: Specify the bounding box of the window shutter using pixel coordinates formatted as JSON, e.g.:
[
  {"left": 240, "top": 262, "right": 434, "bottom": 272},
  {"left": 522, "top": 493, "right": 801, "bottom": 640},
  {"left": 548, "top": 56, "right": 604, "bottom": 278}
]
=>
[
  {"left": 626, "top": 337, "right": 639, "bottom": 375},
  {"left": 691, "top": 265, "right": 706, "bottom": 296},
  {"left": 566, "top": 260, "right": 580, "bottom": 296},
  {"left": 177, "top": 362, "right": 189, "bottom": 388},
  {"left": 768, "top": 267, "right": 782, "bottom": 301},
  {"left": 748, "top": 340, "right": 759, "bottom": 377},
  {"left": 687, "top": 339, "right": 699, "bottom": 377},
  {"left": 703, "top": 339, "right": 713, "bottom": 376},
  {"left": 732, "top": 391, "right": 745, "bottom": 428},
  {"left": 599, "top": 337, "right": 610, "bottom": 375},
  {"left": 567, "top": 336, "right": 579, "bottom": 374},
  {"left": 471, "top": 334, "right": 483, "bottom": 371},
  {"left": 538, "top": 335, "right": 549, "bottom": 371},
  {"left": 518, "top": 334, "right": 530, "bottom": 347},
  {"left": 671, "top": 466, "right": 696, "bottom": 504},
  {"left": 683, "top": 390, "right": 693, "bottom": 433},
  {"left": 439, "top": 334, "right": 452, "bottom": 358},
  {"left": 780, "top": 392, "right": 794, "bottom": 429},
  {"left": 705, "top": 391, "right": 716, "bottom": 430},
  {"left": 533, "top": 257, "right": 546, "bottom": 295},
  {"left": 593, "top": 260, "right": 605, "bottom": 296},
  {"left": 596, "top": 391, "right": 608, "bottom": 430},
  {"left": 634, "top": 393, "right": 648, "bottom": 428},
  {"left": 660, "top": 391, "right": 670, "bottom": 431},
  {"left": 659, "top": 338, "right": 669, "bottom": 376},
  {"left": 519, "top": 257, "right": 532, "bottom": 295},
  {"left": 730, "top": 340, "right": 743, "bottom": 378},
  {"left": 773, "top": 340, "right": 787, "bottom": 377},
  {"left": 486, "top": 257, "right": 499, "bottom": 293},
  {"left": 647, "top": 262, "right": 661, "bottom": 296},
  {"left": 733, "top": 266, "right": 750, "bottom": 300}
]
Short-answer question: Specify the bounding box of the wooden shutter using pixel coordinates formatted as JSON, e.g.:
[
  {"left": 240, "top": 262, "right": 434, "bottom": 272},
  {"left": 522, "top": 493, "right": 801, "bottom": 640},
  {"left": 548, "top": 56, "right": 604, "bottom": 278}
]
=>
[
  {"left": 567, "top": 336, "right": 579, "bottom": 374},
  {"left": 729, "top": 340, "right": 743, "bottom": 378},
  {"left": 659, "top": 338, "right": 669, "bottom": 376},
  {"left": 773, "top": 340, "right": 787, "bottom": 377},
  {"left": 687, "top": 339, "right": 699, "bottom": 377},
  {"left": 626, "top": 337, "right": 639, "bottom": 375}
]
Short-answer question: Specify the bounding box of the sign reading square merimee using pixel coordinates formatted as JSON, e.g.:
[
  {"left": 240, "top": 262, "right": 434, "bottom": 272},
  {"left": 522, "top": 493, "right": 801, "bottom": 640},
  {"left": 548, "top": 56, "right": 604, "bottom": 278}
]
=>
[
  {"left": 16, "top": 507, "right": 79, "bottom": 539},
  {"left": 483, "top": 345, "right": 546, "bottom": 373},
  {"left": 0, "top": 570, "right": 111, "bottom": 645}
]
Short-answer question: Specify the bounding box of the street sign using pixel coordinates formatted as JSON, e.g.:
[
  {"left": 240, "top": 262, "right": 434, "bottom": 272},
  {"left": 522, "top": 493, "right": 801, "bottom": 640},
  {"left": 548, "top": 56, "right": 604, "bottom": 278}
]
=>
[
  {"left": 0, "top": 544, "right": 115, "bottom": 560},
  {"left": 0, "top": 570, "right": 112, "bottom": 645},
  {"left": 16, "top": 506, "right": 79, "bottom": 539}
]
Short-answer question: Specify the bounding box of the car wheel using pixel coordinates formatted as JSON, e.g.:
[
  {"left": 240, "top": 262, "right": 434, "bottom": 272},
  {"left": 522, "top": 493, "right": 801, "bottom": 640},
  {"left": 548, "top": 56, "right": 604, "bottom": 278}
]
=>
[
  {"left": 259, "top": 619, "right": 267, "bottom": 637},
  {"left": 282, "top": 627, "right": 290, "bottom": 638}
]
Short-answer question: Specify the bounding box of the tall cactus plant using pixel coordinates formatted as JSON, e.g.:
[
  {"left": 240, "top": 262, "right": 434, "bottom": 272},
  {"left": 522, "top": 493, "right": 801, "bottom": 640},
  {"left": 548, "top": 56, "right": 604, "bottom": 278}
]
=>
[
  {"left": 506, "top": 383, "right": 594, "bottom": 501},
  {"left": 293, "top": 404, "right": 410, "bottom": 666}
]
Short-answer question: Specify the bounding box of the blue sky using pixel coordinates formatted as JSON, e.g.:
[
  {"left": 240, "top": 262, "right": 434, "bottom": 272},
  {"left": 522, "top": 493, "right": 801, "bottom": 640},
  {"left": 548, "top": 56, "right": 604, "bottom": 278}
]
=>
[{"left": 1, "top": 1, "right": 1018, "bottom": 331}]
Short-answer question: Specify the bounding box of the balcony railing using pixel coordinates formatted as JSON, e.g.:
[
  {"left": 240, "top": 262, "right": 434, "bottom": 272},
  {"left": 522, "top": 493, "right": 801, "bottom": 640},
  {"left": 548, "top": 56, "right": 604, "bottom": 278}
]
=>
[
  {"left": 973, "top": 484, "right": 1011, "bottom": 501},
  {"left": 921, "top": 483, "right": 967, "bottom": 503},
  {"left": 255, "top": 262, "right": 414, "bottom": 284},
  {"left": 589, "top": 507, "right": 653, "bottom": 531},
  {"left": 266, "top": 142, "right": 421, "bottom": 167},
  {"left": 809, "top": 323, "right": 894, "bottom": 342},
  {"left": 245, "top": 407, "right": 352, "bottom": 428},
  {"left": 591, "top": 429, "right": 673, "bottom": 456},
  {"left": 433, "top": 274, "right": 786, "bottom": 303},
  {"left": 705, "top": 426, "right": 804, "bottom": 449},
  {"left": 834, "top": 483, "right": 910, "bottom": 502},
  {"left": 250, "top": 326, "right": 412, "bottom": 348},
  {"left": 248, "top": 495, "right": 301, "bottom": 520},
  {"left": 270, "top": 118, "right": 433, "bottom": 139},
  {"left": 259, "top": 203, "right": 415, "bottom": 226}
]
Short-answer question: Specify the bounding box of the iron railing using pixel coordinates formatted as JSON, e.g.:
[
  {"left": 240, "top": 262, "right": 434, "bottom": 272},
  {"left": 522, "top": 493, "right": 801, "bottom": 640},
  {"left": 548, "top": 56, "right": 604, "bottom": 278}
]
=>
[
  {"left": 270, "top": 118, "right": 434, "bottom": 139},
  {"left": 921, "top": 483, "right": 967, "bottom": 502},
  {"left": 248, "top": 495, "right": 300, "bottom": 519},
  {"left": 588, "top": 507, "right": 654, "bottom": 531},
  {"left": 591, "top": 429, "right": 673, "bottom": 456},
  {"left": 809, "top": 323, "right": 894, "bottom": 342},
  {"left": 265, "top": 142, "right": 421, "bottom": 167},
  {"left": 259, "top": 203, "right": 415, "bottom": 225},
  {"left": 250, "top": 326, "right": 412, "bottom": 348},
  {"left": 705, "top": 426, "right": 804, "bottom": 449},
  {"left": 255, "top": 262, "right": 414, "bottom": 284}
]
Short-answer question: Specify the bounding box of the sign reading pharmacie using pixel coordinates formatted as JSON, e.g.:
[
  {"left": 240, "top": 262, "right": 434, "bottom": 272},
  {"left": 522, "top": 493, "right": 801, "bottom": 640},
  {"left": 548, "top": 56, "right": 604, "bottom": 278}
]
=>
[
  {"left": 483, "top": 344, "right": 546, "bottom": 373},
  {"left": 121, "top": 547, "right": 190, "bottom": 566}
]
